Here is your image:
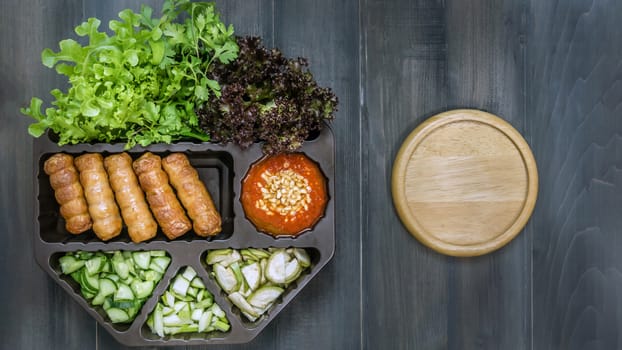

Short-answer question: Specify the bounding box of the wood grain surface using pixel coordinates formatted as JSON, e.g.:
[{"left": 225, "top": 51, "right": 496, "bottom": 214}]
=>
[
  {"left": 392, "top": 109, "right": 538, "bottom": 257},
  {"left": 362, "top": 1, "right": 531, "bottom": 349},
  {"left": 529, "top": 0, "right": 622, "bottom": 349},
  {"left": 0, "top": 0, "right": 620, "bottom": 349}
]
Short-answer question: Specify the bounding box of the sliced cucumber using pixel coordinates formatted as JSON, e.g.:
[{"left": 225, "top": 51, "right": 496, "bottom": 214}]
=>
[
  {"left": 126, "top": 305, "right": 140, "bottom": 319},
  {"left": 111, "top": 300, "right": 137, "bottom": 309},
  {"left": 181, "top": 266, "right": 197, "bottom": 281},
  {"left": 146, "top": 314, "right": 154, "bottom": 330},
  {"left": 59, "top": 255, "right": 85, "bottom": 274},
  {"left": 105, "top": 273, "right": 120, "bottom": 282},
  {"left": 161, "top": 306, "right": 175, "bottom": 316},
  {"left": 101, "top": 260, "right": 112, "bottom": 273},
  {"left": 143, "top": 270, "right": 162, "bottom": 282},
  {"left": 173, "top": 301, "right": 188, "bottom": 314},
  {"left": 186, "top": 286, "right": 198, "bottom": 298},
  {"left": 106, "top": 308, "right": 130, "bottom": 323},
  {"left": 126, "top": 259, "right": 137, "bottom": 278},
  {"left": 114, "top": 283, "right": 134, "bottom": 301},
  {"left": 153, "top": 304, "right": 164, "bottom": 337},
  {"left": 177, "top": 324, "right": 200, "bottom": 334},
  {"left": 81, "top": 289, "right": 96, "bottom": 300},
  {"left": 147, "top": 266, "right": 229, "bottom": 337},
  {"left": 85, "top": 256, "right": 105, "bottom": 275},
  {"left": 112, "top": 259, "right": 129, "bottom": 280},
  {"left": 164, "top": 324, "right": 198, "bottom": 335},
  {"left": 98, "top": 279, "right": 116, "bottom": 296},
  {"left": 132, "top": 251, "right": 151, "bottom": 270},
  {"left": 195, "top": 297, "right": 213, "bottom": 309},
  {"left": 152, "top": 256, "right": 172, "bottom": 273},
  {"left": 70, "top": 270, "right": 82, "bottom": 285},
  {"left": 82, "top": 270, "right": 100, "bottom": 293},
  {"left": 196, "top": 289, "right": 205, "bottom": 302},
  {"left": 198, "top": 310, "right": 212, "bottom": 332},
  {"left": 213, "top": 319, "right": 230, "bottom": 332},
  {"left": 211, "top": 304, "right": 225, "bottom": 318},
  {"left": 163, "top": 291, "right": 176, "bottom": 308},
  {"left": 177, "top": 303, "right": 191, "bottom": 322},
  {"left": 75, "top": 251, "right": 94, "bottom": 260},
  {"left": 171, "top": 290, "right": 194, "bottom": 302},
  {"left": 91, "top": 293, "right": 106, "bottom": 306},
  {"left": 171, "top": 275, "right": 190, "bottom": 297},
  {"left": 92, "top": 278, "right": 117, "bottom": 305},
  {"left": 103, "top": 297, "right": 112, "bottom": 311},
  {"left": 131, "top": 280, "right": 155, "bottom": 299},
  {"left": 191, "top": 308, "right": 204, "bottom": 322},
  {"left": 163, "top": 314, "right": 185, "bottom": 327},
  {"left": 190, "top": 276, "right": 205, "bottom": 289}
]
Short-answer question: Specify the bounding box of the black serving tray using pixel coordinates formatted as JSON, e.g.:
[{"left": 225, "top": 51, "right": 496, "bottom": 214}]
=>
[{"left": 32, "top": 127, "right": 335, "bottom": 346}]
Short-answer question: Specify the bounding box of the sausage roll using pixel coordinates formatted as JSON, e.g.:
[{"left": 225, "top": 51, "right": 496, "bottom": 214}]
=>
[
  {"left": 74, "top": 153, "right": 123, "bottom": 241},
  {"left": 133, "top": 152, "right": 191, "bottom": 239},
  {"left": 162, "top": 153, "right": 222, "bottom": 236},
  {"left": 43, "top": 153, "right": 92, "bottom": 234},
  {"left": 104, "top": 153, "right": 157, "bottom": 243}
]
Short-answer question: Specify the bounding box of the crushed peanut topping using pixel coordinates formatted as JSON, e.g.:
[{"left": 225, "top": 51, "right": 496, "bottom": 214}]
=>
[{"left": 255, "top": 169, "right": 312, "bottom": 218}]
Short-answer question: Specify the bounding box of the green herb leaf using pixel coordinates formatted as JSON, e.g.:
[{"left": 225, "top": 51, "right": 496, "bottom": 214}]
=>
[
  {"left": 41, "top": 39, "right": 84, "bottom": 67},
  {"left": 28, "top": 122, "right": 48, "bottom": 138},
  {"left": 22, "top": 1, "right": 235, "bottom": 148}
]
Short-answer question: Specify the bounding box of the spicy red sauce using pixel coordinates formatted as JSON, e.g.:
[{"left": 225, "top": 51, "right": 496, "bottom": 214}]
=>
[{"left": 241, "top": 153, "right": 328, "bottom": 236}]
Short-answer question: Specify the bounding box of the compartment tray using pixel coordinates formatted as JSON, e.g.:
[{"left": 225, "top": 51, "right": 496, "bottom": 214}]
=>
[{"left": 32, "top": 127, "right": 335, "bottom": 346}]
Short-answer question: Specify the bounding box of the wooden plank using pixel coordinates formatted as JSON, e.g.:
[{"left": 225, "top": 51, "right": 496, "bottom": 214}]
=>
[
  {"left": 83, "top": 0, "right": 273, "bottom": 40},
  {"left": 0, "top": 1, "right": 97, "bottom": 350},
  {"left": 444, "top": 1, "right": 531, "bottom": 349},
  {"left": 361, "top": 0, "right": 530, "bottom": 348},
  {"left": 265, "top": 0, "right": 362, "bottom": 349},
  {"left": 361, "top": 1, "right": 450, "bottom": 348},
  {"left": 529, "top": 0, "right": 622, "bottom": 349}
]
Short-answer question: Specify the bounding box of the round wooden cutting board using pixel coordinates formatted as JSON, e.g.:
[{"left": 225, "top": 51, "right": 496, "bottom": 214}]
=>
[{"left": 391, "top": 109, "right": 538, "bottom": 257}]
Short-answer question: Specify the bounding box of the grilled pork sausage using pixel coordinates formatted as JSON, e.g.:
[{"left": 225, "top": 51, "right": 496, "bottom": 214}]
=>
[
  {"left": 162, "top": 153, "right": 222, "bottom": 236},
  {"left": 104, "top": 153, "right": 157, "bottom": 243},
  {"left": 74, "top": 153, "right": 122, "bottom": 241},
  {"left": 44, "top": 153, "right": 92, "bottom": 234},
  {"left": 133, "top": 152, "right": 191, "bottom": 239}
]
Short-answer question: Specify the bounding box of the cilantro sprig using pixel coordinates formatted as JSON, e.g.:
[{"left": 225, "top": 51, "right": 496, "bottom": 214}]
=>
[{"left": 21, "top": 0, "right": 238, "bottom": 148}]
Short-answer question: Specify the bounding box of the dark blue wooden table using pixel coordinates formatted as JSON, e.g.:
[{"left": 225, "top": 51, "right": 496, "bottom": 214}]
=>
[{"left": 1, "top": 0, "right": 620, "bottom": 349}]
